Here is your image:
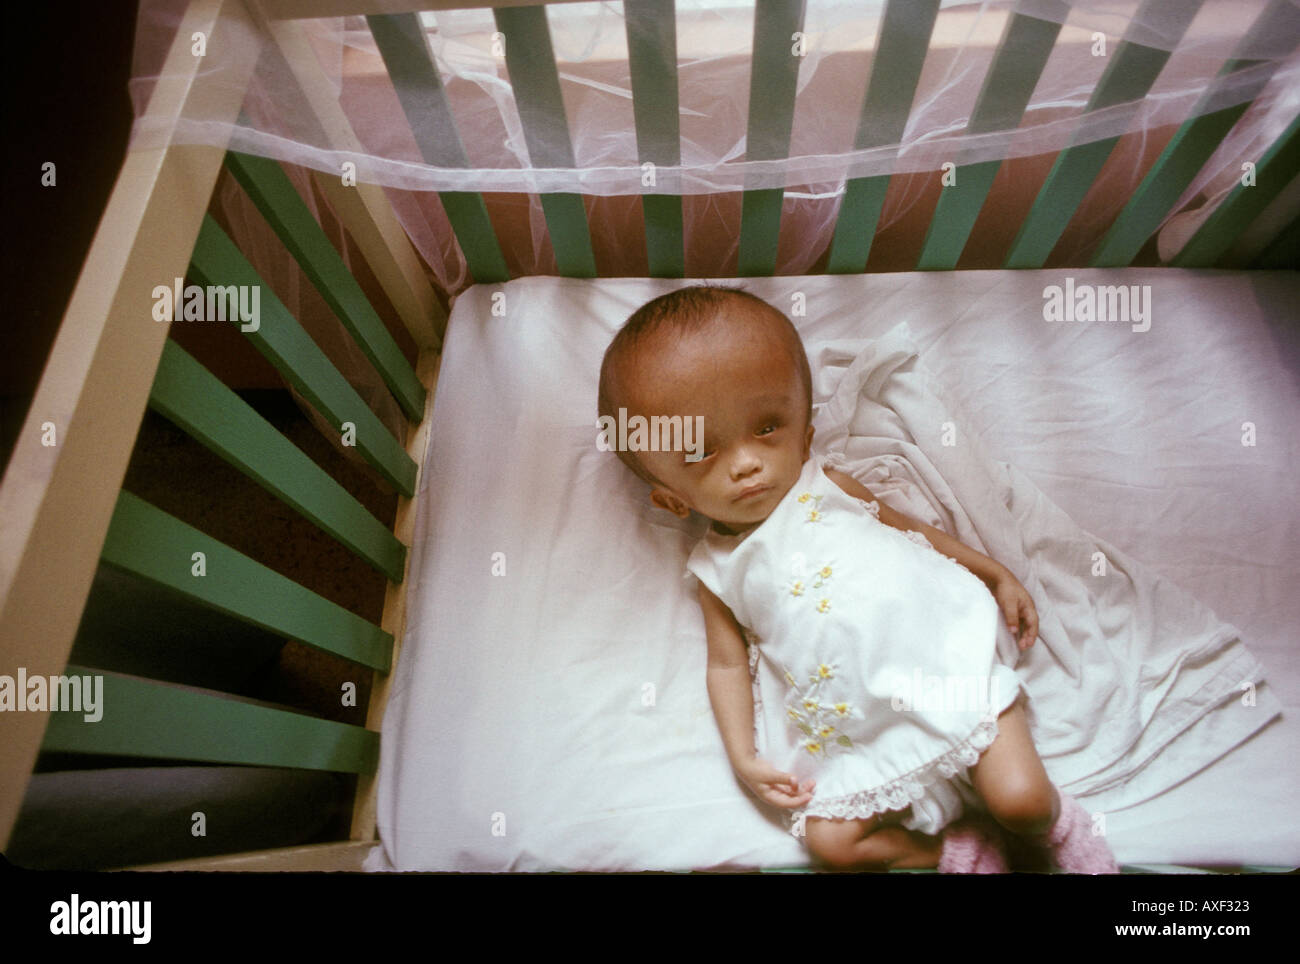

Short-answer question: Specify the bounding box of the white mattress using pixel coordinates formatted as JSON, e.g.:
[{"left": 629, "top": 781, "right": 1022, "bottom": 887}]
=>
[{"left": 367, "top": 269, "right": 1300, "bottom": 871}]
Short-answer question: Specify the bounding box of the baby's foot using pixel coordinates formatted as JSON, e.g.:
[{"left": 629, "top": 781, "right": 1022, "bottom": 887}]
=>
[
  {"left": 938, "top": 814, "right": 1009, "bottom": 874},
  {"left": 1044, "top": 790, "right": 1119, "bottom": 874}
]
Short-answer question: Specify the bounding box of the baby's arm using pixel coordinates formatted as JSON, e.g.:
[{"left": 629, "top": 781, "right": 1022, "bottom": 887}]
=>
[
  {"left": 698, "top": 582, "right": 815, "bottom": 808},
  {"left": 824, "top": 465, "right": 1039, "bottom": 650}
]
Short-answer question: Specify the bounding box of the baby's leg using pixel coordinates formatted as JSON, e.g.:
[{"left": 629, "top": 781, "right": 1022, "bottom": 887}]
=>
[
  {"left": 968, "top": 694, "right": 1058, "bottom": 836},
  {"left": 970, "top": 694, "right": 1120, "bottom": 873},
  {"left": 804, "top": 811, "right": 942, "bottom": 872}
]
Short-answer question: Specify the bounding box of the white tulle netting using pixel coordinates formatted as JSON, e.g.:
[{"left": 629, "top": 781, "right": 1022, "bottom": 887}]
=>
[{"left": 128, "top": 0, "right": 1298, "bottom": 282}]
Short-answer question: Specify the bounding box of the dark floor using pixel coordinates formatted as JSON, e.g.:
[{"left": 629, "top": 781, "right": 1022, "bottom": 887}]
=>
[{"left": 2, "top": 2, "right": 139, "bottom": 471}]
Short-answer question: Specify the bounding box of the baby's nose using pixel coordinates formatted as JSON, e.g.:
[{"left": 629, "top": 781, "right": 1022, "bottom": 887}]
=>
[{"left": 729, "top": 449, "right": 763, "bottom": 477}]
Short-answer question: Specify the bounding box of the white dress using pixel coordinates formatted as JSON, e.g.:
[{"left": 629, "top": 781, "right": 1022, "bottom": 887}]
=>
[{"left": 687, "top": 452, "right": 1021, "bottom": 836}]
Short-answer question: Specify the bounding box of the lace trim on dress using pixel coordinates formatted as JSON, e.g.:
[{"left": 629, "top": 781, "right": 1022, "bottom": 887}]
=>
[
  {"left": 897, "top": 518, "right": 979, "bottom": 579},
  {"left": 903, "top": 529, "right": 933, "bottom": 549},
  {"left": 743, "top": 627, "right": 763, "bottom": 748},
  {"left": 793, "top": 714, "right": 1000, "bottom": 828},
  {"left": 821, "top": 450, "right": 850, "bottom": 471}
]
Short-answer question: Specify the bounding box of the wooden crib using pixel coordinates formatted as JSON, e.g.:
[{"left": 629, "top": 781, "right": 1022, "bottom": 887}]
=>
[{"left": 1, "top": 0, "right": 1296, "bottom": 873}]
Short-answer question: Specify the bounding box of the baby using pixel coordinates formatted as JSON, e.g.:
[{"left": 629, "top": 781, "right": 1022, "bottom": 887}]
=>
[{"left": 598, "top": 285, "right": 1119, "bottom": 874}]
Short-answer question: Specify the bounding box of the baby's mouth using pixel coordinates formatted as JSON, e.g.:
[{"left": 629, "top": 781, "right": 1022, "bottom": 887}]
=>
[{"left": 734, "top": 483, "right": 771, "bottom": 502}]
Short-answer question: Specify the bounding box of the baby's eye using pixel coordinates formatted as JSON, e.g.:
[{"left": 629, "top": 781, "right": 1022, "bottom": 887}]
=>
[{"left": 756, "top": 423, "right": 778, "bottom": 436}]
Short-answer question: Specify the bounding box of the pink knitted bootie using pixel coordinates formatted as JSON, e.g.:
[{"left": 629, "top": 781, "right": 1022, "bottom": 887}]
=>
[
  {"left": 1045, "top": 789, "right": 1119, "bottom": 874},
  {"left": 938, "top": 814, "right": 1010, "bottom": 874}
]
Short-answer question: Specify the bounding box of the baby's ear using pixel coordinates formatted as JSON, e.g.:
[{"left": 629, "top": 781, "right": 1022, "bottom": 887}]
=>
[
  {"left": 803, "top": 422, "right": 815, "bottom": 457},
  {"left": 650, "top": 488, "right": 692, "bottom": 519}
]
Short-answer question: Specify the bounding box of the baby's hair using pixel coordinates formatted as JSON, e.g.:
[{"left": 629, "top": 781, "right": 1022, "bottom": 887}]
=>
[{"left": 597, "top": 284, "right": 813, "bottom": 486}]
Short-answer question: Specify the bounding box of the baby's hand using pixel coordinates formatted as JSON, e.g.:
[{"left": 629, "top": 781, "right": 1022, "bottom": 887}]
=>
[
  {"left": 736, "top": 756, "right": 816, "bottom": 809},
  {"left": 993, "top": 570, "right": 1039, "bottom": 651}
]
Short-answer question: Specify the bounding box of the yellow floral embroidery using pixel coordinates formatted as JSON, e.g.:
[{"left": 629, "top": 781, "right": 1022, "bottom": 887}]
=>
[
  {"left": 788, "top": 561, "right": 832, "bottom": 611},
  {"left": 780, "top": 660, "right": 859, "bottom": 758},
  {"left": 800, "top": 492, "right": 824, "bottom": 522}
]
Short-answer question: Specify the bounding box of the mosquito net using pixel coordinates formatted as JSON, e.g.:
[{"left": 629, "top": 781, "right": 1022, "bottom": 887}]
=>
[{"left": 124, "top": 0, "right": 1300, "bottom": 480}]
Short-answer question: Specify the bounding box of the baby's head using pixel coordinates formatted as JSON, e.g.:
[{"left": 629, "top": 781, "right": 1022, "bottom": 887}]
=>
[{"left": 598, "top": 285, "right": 814, "bottom": 534}]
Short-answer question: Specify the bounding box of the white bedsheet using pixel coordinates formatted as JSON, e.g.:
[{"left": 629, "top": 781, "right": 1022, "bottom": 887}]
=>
[{"left": 366, "top": 270, "right": 1299, "bottom": 871}]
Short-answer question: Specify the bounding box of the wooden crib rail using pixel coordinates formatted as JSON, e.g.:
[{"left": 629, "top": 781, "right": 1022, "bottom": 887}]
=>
[
  {"left": 0, "top": 0, "right": 260, "bottom": 850},
  {"left": 251, "top": 16, "right": 452, "bottom": 861},
  {"left": 260, "top": 15, "right": 447, "bottom": 347}
]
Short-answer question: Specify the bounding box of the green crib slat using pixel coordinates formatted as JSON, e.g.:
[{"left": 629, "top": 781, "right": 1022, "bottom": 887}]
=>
[
  {"left": 641, "top": 194, "right": 685, "bottom": 278},
  {"left": 1171, "top": 114, "right": 1300, "bottom": 266},
  {"left": 493, "top": 5, "right": 596, "bottom": 277},
  {"left": 626, "top": 0, "right": 684, "bottom": 277},
  {"left": 101, "top": 491, "right": 393, "bottom": 672},
  {"left": 150, "top": 339, "right": 407, "bottom": 584},
  {"left": 966, "top": 9, "right": 1067, "bottom": 134},
  {"left": 1005, "top": 0, "right": 1203, "bottom": 268},
  {"left": 739, "top": 0, "right": 806, "bottom": 276},
  {"left": 852, "top": 0, "right": 943, "bottom": 150},
  {"left": 828, "top": 0, "right": 941, "bottom": 273},
  {"left": 539, "top": 193, "right": 598, "bottom": 277},
  {"left": 827, "top": 176, "right": 891, "bottom": 273},
  {"left": 1089, "top": 105, "right": 1250, "bottom": 266},
  {"left": 438, "top": 192, "right": 511, "bottom": 283},
  {"left": 43, "top": 666, "right": 378, "bottom": 773},
  {"left": 224, "top": 150, "right": 427, "bottom": 422},
  {"left": 740, "top": 188, "right": 787, "bottom": 276},
  {"left": 915, "top": 159, "right": 1004, "bottom": 270},
  {"left": 366, "top": 13, "right": 510, "bottom": 284},
  {"left": 744, "top": 0, "right": 806, "bottom": 160},
  {"left": 1091, "top": 0, "right": 1300, "bottom": 266},
  {"left": 1004, "top": 137, "right": 1127, "bottom": 268},
  {"left": 188, "top": 214, "right": 418, "bottom": 497},
  {"left": 917, "top": 8, "right": 1064, "bottom": 270}
]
